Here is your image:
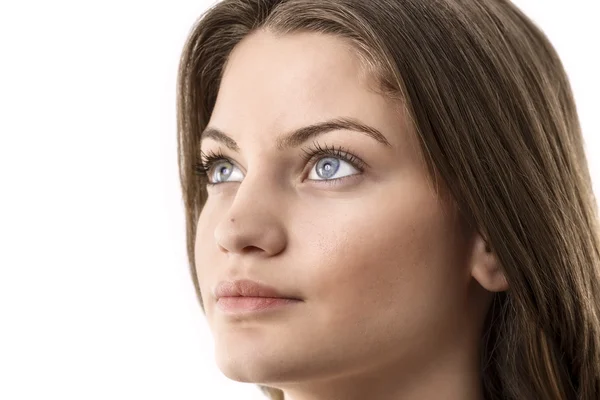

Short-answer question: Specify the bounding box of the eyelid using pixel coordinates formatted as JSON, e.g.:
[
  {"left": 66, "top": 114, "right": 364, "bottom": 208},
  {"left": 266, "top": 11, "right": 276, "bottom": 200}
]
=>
[
  {"left": 299, "top": 141, "right": 368, "bottom": 172},
  {"left": 194, "top": 142, "right": 368, "bottom": 185},
  {"left": 194, "top": 149, "right": 244, "bottom": 185}
]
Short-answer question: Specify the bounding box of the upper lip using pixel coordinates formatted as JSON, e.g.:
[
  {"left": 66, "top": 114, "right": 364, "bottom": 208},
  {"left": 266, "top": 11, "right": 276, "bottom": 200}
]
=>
[{"left": 213, "top": 279, "right": 301, "bottom": 300}]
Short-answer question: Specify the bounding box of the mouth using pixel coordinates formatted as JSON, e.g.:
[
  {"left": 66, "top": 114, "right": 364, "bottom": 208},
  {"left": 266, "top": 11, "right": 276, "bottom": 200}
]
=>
[
  {"left": 216, "top": 296, "right": 302, "bottom": 314},
  {"left": 213, "top": 279, "right": 302, "bottom": 301}
]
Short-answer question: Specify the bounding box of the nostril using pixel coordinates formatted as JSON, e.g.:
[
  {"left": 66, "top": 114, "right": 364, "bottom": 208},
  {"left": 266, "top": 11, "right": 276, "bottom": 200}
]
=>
[{"left": 242, "top": 245, "right": 263, "bottom": 254}]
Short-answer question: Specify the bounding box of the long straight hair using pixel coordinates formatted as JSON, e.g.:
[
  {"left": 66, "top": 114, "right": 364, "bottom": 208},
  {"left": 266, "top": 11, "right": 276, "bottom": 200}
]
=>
[{"left": 176, "top": 1, "right": 600, "bottom": 399}]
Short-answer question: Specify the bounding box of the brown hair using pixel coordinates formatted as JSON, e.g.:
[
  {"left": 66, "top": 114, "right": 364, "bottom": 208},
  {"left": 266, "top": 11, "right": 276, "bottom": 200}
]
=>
[{"left": 176, "top": 0, "right": 600, "bottom": 398}]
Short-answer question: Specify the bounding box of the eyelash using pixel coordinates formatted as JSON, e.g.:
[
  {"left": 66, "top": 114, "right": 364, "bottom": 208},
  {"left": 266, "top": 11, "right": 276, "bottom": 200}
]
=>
[{"left": 192, "top": 141, "right": 367, "bottom": 187}]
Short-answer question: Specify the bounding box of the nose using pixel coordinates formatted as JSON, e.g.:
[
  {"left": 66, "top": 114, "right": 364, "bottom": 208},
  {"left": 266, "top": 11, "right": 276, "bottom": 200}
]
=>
[{"left": 213, "top": 175, "right": 288, "bottom": 257}]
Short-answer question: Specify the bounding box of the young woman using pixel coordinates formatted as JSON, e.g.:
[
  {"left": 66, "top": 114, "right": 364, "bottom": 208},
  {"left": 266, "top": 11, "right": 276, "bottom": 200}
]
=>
[{"left": 176, "top": 1, "right": 600, "bottom": 399}]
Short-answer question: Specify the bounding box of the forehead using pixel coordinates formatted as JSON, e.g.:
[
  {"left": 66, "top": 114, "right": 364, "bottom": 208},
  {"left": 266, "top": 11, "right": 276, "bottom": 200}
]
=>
[
  {"left": 208, "top": 30, "right": 404, "bottom": 148},
  {"left": 218, "top": 29, "right": 370, "bottom": 101}
]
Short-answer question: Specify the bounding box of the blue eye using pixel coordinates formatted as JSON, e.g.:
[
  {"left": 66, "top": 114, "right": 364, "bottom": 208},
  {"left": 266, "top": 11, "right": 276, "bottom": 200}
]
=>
[
  {"left": 193, "top": 143, "right": 366, "bottom": 186},
  {"left": 207, "top": 160, "right": 243, "bottom": 183},
  {"left": 307, "top": 156, "right": 359, "bottom": 181},
  {"left": 193, "top": 149, "right": 243, "bottom": 185},
  {"left": 300, "top": 142, "right": 365, "bottom": 184}
]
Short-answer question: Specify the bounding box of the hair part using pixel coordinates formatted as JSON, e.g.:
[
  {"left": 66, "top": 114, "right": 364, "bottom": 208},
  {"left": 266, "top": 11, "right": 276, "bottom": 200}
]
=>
[{"left": 176, "top": 1, "right": 600, "bottom": 398}]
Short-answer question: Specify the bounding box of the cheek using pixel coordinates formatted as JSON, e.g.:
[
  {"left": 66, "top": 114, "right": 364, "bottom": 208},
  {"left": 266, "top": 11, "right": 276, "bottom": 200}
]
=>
[
  {"left": 296, "top": 185, "right": 467, "bottom": 332},
  {"left": 194, "top": 201, "right": 223, "bottom": 299}
]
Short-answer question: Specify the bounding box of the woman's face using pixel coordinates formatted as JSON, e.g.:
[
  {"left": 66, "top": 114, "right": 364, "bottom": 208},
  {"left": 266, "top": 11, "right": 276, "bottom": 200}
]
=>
[{"left": 195, "top": 30, "right": 482, "bottom": 392}]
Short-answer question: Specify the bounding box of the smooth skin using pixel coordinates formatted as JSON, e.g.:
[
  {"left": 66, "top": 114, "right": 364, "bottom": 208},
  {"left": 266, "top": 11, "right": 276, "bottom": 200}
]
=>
[{"left": 195, "top": 29, "right": 508, "bottom": 400}]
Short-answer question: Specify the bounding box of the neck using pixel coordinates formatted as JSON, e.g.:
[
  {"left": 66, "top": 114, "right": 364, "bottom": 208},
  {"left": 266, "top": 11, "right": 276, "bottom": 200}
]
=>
[{"left": 280, "top": 342, "right": 484, "bottom": 400}]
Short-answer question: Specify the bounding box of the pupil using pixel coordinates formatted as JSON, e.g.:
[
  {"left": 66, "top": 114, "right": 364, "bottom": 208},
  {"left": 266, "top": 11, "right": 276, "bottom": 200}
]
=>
[
  {"left": 317, "top": 158, "right": 339, "bottom": 178},
  {"left": 216, "top": 162, "right": 233, "bottom": 181}
]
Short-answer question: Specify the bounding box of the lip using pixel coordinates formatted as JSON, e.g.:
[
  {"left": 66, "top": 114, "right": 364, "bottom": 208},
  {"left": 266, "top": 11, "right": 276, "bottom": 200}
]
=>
[
  {"left": 213, "top": 279, "right": 301, "bottom": 300},
  {"left": 213, "top": 279, "right": 302, "bottom": 315},
  {"left": 216, "top": 296, "right": 301, "bottom": 314}
]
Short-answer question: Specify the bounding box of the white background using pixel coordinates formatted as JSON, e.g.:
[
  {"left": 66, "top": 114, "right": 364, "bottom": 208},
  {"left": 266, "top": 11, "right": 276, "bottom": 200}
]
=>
[{"left": 0, "top": 1, "right": 598, "bottom": 399}]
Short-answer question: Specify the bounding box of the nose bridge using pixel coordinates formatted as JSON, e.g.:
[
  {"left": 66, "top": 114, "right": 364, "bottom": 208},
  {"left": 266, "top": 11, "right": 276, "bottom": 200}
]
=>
[
  {"left": 213, "top": 168, "right": 287, "bottom": 257},
  {"left": 231, "top": 167, "right": 284, "bottom": 219}
]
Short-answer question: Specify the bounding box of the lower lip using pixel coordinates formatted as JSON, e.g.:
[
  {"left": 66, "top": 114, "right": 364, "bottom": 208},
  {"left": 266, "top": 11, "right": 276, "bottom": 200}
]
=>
[{"left": 216, "top": 297, "right": 301, "bottom": 314}]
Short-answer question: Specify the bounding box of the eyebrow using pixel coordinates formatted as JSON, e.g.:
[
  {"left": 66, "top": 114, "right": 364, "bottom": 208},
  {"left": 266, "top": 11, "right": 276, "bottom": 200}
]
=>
[{"left": 199, "top": 117, "right": 392, "bottom": 152}]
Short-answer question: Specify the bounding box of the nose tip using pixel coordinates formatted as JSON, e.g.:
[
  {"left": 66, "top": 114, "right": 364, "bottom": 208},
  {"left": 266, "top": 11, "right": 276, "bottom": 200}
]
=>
[
  {"left": 216, "top": 241, "right": 262, "bottom": 255},
  {"left": 214, "top": 216, "right": 287, "bottom": 257}
]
